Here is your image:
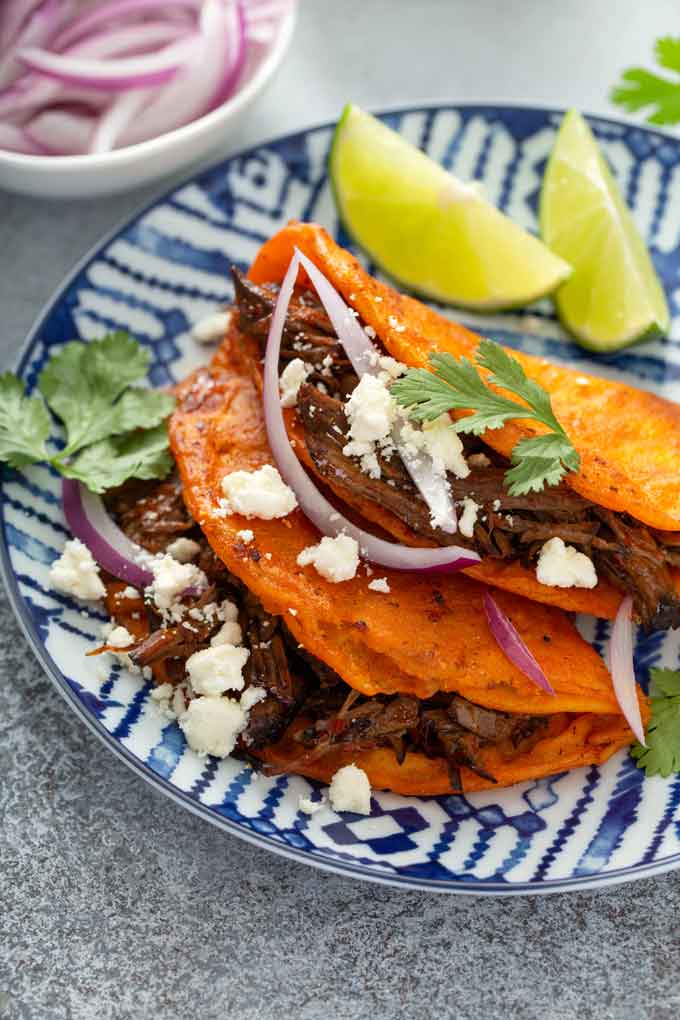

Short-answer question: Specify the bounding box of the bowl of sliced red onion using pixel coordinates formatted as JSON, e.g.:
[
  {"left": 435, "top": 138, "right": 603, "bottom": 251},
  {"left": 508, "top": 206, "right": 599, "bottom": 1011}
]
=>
[{"left": 0, "top": 0, "right": 296, "bottom": 197}]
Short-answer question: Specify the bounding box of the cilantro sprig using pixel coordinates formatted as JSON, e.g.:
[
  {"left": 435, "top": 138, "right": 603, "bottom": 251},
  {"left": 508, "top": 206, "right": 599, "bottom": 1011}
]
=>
[
  {"left": 0, "top": 333, "right": 175, "bottom": 494},
  {"left": 391, "top": 338, "right": 580, "bottom": 496},
  {"left": 611, "top": 36, "right": 680, "bottom": 125},
  {"left": 632, "top": 668, "right": 680, "bottom": 778}
]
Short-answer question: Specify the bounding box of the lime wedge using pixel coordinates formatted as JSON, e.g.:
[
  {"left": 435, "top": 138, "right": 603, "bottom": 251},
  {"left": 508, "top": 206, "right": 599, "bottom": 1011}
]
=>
[
  {"left": 329, "top": 104, "right": 572, "bottom": 310},
  {"left": 540, "top": 109, "right": 669, "bottom": 351}
]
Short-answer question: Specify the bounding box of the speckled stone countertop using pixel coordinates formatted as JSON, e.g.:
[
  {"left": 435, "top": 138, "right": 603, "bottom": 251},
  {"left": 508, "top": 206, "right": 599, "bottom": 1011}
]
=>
[{"left": 2, "top": 3, "right": 680, "bottom": 1017}]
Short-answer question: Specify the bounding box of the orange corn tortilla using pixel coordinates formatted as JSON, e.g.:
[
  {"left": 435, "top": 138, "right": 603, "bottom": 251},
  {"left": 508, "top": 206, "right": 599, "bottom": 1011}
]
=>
[
  {"left": 287, "top": 411, "right": 624, "bottom": 620},
  {"left": 249, "top": 221, "right": 680, "bottom": 533},
  {"left": 170, "top": 324, "right": 623, "bottom": 716},
  {"left": 256, "top": 713, "right": 641, "bottom": 795},
  {"left": 249, "top": 220, "right": 680, "bottom": 619}
]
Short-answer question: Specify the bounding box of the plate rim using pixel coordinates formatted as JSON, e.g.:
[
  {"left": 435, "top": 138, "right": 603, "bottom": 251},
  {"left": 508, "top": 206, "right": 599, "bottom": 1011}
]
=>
[{"left": 3, "top": 101, "right": 680, "bottom": 896}]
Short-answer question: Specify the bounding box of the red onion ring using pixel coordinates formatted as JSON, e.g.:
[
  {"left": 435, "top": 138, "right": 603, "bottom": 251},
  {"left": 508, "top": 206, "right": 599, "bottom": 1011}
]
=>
[
  {"left": 62, "top": 479, "right": 153, "bottom": 588},
  {"left": 609, "top": 595, "right": 646, "bottom": 745},
  {"left": 483, "top": 591, "right": 555, "bottom": 696},
  {"left": 18, "top": 35, "right": 197, "bottom": 91},
  {"left": 0, "top": 0, "right": 258, "bottom": 155},
  {"left": 52, "top": 1, "right": 202, "bottom": 52},
  {"left": 263, "top": 251, "right": 479, "bottom": 573},
  {"left": 295, "top": 250, "right": 458, "bottom": 533}
]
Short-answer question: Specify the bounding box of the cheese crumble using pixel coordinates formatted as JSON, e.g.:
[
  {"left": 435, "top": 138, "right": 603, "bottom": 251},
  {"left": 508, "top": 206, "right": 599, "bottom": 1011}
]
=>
[
  {"left": 279, "top": 357, "right": 312, "bottom": 408},
  {"left": 186, "top": 643, "right": 250, "bottom": 696},
  {"left": 297, "top": 534, "right": 360, "bottom": 583},
  {"left": 368, "top": 577, "right": 391, "bottom": 594},
  {"left": 167, "top": 537, "right": 201, "bottom": 563},
  {"left": 221, "top": 464, "right": 297, "bottom": 520},
  {"left": 147, "top": 554, "right": 207, "bottom": 615},
  {"left": 344, "top": 373, "right": 396, "bottom": 444},
  {"left": 328, "top": 764, "right": 372, "bottom": 815},
  {"left": 191, "top": 309, "right": 234, "bottom": 344},
  {"left": 536, "top": 537, "right": 598, "bottom": 589},
  {"left": 49, "top": 539, "right": 106, "bottom": 601},
  {"left": 458, "top": 498, "right": 480, "bottom": 538},
  {"left": 179, "top": 696, "right": 246, "bottom": 757}
]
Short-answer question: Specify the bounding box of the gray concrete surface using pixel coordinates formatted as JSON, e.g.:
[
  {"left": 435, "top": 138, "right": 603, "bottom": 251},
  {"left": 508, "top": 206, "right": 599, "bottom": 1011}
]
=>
[{"left": 2, "top": 2, "right": 680, "bottom": 1017}]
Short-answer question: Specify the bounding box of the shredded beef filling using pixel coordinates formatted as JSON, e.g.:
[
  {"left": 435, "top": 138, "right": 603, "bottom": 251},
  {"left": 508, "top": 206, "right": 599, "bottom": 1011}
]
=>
[
  {"left": 103, "top": 477, "right": 549, "bottom": 783},
  {"left": 232, "top": 268, "right": 680, "bottom": 632}
]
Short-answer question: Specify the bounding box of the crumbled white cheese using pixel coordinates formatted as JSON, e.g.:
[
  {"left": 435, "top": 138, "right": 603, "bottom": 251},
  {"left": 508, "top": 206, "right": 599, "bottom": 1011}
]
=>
[
  {"left": 191, "top": 309, "right": 234, "bottom": 344},
  {"left": 328, "top": 764, "right": 372, "bottom": 815},
  {"left": 492, "top": 499, "right": 501, "bottom": 512},
  {"left": 49, "top": 539, "right": 106, "bottom": 601},
  {"left": 288, "top": 608, "right": 298, "bottom": 617},
  {"left": 297, "top": 534, "right": 360, "bottom": 583},
  {"left": 210, "top": 621, "right": 243, "bottom": 647},
  {"left": 147, "top": 554, "right": 207, "bottom": 616},
  {"left": 236, "top": 529, "right": 254, "bottom": 544},
  {"left": 420, "top": 415, "right": 470, "bottom": 478},
  {"left": 122, "top": 585, "right": 139, "bottom": 599},
  {"left": 368, "top": 577, "right": 391, "bottom": 594},
  {"left": 186, "top": 643, "right": 250, "bottom": 696},
  {"left": 240, "top": 686, "right": 266, "bottom": 712},
  {"left": 536, "top": 537, "right": 598, "bottom": 589},
  {"left": 378, "top": 355, "right": 407, "bottom": 379},
  {"left": 221, "top": 464, "right": 297, "bottom": 520},
  {"left": 468, "top": 452, "right": 491, "bottom": 468},
  {"left": 299, "top": 795, "right": 324, "bottom": 815},
  {"left": 108, "top": 625, "right": 134, "bottom": 648},
  {"left": 166, "top": 537, "right": 201, "bottom": 563},
  {"left": 345, "top": 373, "right": 396, "bottom": 443},
  {"left": 149, "top": 682, "right": 179, "bottom": 721},
  {"left": 179, "top": 696, "right": 246, "bottom": 757},
  {"left": 458, "top": 498, "right": 480, "bottom": 538},
  {"left": 279, "top": 357, "right": 312, "bottom": 408},
  {"left": 151, "top": 682, "right": 174, "bottom": 702},
  {"left": 342, "top": 438, "right": 381, "bottom": 479}
]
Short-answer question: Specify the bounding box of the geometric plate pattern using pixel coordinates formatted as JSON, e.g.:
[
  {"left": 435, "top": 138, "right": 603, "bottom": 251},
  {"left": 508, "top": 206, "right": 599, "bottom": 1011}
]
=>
[{"left": 3, "top": 105, "right": 680, "bottom": 894}]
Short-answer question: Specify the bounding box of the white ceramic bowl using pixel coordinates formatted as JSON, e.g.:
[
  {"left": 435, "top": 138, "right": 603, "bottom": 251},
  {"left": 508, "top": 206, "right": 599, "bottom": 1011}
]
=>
[{"left": 0, "top": 6, "right": 296, "bottom": 199}]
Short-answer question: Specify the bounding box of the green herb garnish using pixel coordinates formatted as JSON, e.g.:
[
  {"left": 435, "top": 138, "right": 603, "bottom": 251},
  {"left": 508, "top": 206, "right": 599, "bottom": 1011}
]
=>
[
  {"left": 611, "top": 36, "right": 680, "bottom": 125},
  {"left": 632, "top": 668, "right": 680, "bottom": 777},
  {"left": 391, "top": 338, "right": 580, "bottom": 496},
  {"left": 0, "top": 333, "right": 175, "bottom": 494}
]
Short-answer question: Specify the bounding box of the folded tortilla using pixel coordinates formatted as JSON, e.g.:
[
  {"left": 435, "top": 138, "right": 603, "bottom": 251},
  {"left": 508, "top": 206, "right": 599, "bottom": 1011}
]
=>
[
  {"left": 258, "top": 714, "right": 638, "bottom": 796},
  {"left": 248, "top": 220, "right": 680, "bottom": 620},
  {"left": 169, "top": 308, "right": 648, "bottom": 792}
]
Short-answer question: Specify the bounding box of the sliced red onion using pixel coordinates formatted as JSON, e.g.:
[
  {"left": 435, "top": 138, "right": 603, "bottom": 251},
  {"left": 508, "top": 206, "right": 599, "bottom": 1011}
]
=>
[
  {"left": 0, "top": 22, "right": 184, "bottom": 121},
  {"left": 0, "top": 0, "right": 66, "bottom": 90},
  {"left": 90, "top": 88, "right": 150, "bottom": 154},
  {"left": 121, "top": 0, "right": 245, "bottom": 147},
  {"left": 0, "top": 121, "right": 46, "bottom": 154},
  {"left": 53, "top": 0, "right": 201, "bottom": 51},
  {"left": 27, "top": 108, "right": 96, "bottom": 154},
  {"left": 0, "top": 0, "right": 280, "bottom": 155},
  {"left": 483, "top": 591, "right": 555, "bottom": 696},
  {"left": 609, "top": 595, "right": 646, "bottom": 745},
  {"left": 62, "top": 479, "right": 153, "bottom": 588},
  {"left": 18, "top": 35, "right": 197, "bottom": 91},
  {"left": 295, "top": 249, "right": 458, "bottom": 534},
  {"left": 263, "top": 253, "right": 479, "bottom": 573}
]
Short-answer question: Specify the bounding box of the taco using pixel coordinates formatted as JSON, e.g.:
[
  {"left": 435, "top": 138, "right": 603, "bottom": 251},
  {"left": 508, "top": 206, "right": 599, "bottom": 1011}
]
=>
[
  {"left": 100, "top": 309, "right": 643, "bottom": 799},
  {"left": 238, "top": 220, "right": 680, "bottom": 632}
]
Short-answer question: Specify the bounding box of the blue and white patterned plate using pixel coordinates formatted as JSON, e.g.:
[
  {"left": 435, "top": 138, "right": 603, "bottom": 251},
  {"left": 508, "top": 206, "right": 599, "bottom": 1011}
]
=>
[{"left": 4, "top": 105, "right": 680, "bottom": 895}]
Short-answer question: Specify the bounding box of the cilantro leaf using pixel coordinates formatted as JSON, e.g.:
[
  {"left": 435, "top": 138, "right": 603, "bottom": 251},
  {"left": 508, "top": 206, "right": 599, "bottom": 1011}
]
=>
[
  {"left": 631, "top": 668, "right": 680, "bottom": 778},
  {"left": 0, "top": 333, "right": 175, "bottom": 494},
  {"left": 0, "top": 373, "right": 51, "bottom": 468},
  {"left": 61, "top": 424, "right": 174, "bottom": 494},
  {"left": 38, "top": 333, "right": 156, "bottom": 455},
  {"left": 611, "top": 37, "right": 680, "bottom": 125},
  {"left": 392, "top": 339, "right": 580, "bottom": 494}
]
